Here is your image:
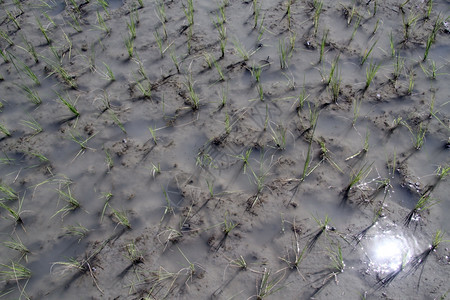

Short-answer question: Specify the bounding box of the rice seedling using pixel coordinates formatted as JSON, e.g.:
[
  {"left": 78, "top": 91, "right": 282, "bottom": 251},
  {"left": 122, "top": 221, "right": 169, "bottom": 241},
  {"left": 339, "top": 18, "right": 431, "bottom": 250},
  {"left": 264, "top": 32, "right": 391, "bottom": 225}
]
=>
[
  {"left": 233, "top": 148, "right": 252, "bottom": 174},
  {"left": 256, "top": 82, "right": 264, "bottom": 101},
  {"left": 160, "top": 186, "right": 174, "bottom": 223},
  {"left": 401, "top": 11, "right": 419, "bottom": 42},
  {"left": 401, "top": 120, "right": 426, "bottom": 149},
  {"left": 329, "top": 64, "right": 341, "bottom": 101},
  {"left": 360, "top": 39, "right": 378, "bottom": 65},
  {"left": 0, "top": 194, "right": 26, "bottom": 224},
  {"left": 184, "top": 73, "right": 200, "bottom": 110},
  {"left": 423, "top": 16, "right": 443, "bottom": 61},
  {"left": 20, "top": 116, "right": 43, "bottom": 134},
  {"left": 5, "top": 9, "right": 21, "bottom": 30},
  {"left": 310, "top": 243, "right": 345, "bottom": 298},
  {"left": 0, "top": 29, "right": 14, "bottom": 46},
  {"left": 349, "top": 16, "right": 361, "bottom": 43},
  {"left": 364, "top": 59, "right": 380, "bottom": 91},
  {"left": 425, "top": 0, "right": 433, "bottom": 19},
  {"left": 404, "top": 230, "right": 447, "bottom": 287},
  {"left": 63, "top": 223, "right": 89, "bottom": 242},
  {"left": 327, "top": 54, "right": 340, "bottom": 86},
  {"left": 278, "top": 38, "right": 292, "bottom": 69},
  {"left": 169, "top": 49, "right": 181, "bottom": 73},
  {"left": 280, "top": 220, "right": 308, "bottom": 271},
  {"left": 213, "top": 59, "right": 225, "bottom": 81},
  {"left": 96, "top": 0, "right": 110, "bottom": 14},
  {"left": 154, "top": 30, "right": 165, "bottom": 58},
  {"left": 224, "top": 111, "right": 231, "bottom": 134},
  {"left": 270, "top": 123, "right": 287, "bottom": 150},
  {"left": 372, "top": 18, "right": 380, "bottom": 35},
  {"left": 135, "top": 79, "right": 152, "bottom": 98},
  {"left": 56, "top": 92, "right": 79, "bottom": 117},
  {"left": 35, "top": 17, "right": 51, "bottom": 45},
  {"left": 110, "top": 111, "right": 126, "bottom": 133},
  {"left": 232, "top": 39, "right": 254, "bottom": 61},
  {"left": 104, "top": 148, "right": 114, "bottom": 172},
  {"left": 124, "top": 241, "right": 144, "bottom": 264},
  {"left": 0, "top": 261, "right": 31, "bottom": 281},
  {"left": 67, "top": 12, "right": 82, "bottom": 32},
  {"left": 49, "top": 64, "right": 77, "bottom": 88},
  {"left": 255, "top": 268, "right": 285, "bottom": 299},
  {"left": 318, "top": 29, "right": 328, "bottom": 63},
  {"left": 393, "top": 54, "right": 405, "bottom": 81},
  {"left": 307, "top": 214, "right": 332, "bottom": 252},
  {"left": 3, "top": 237, "right": 30, "bottom": 262},
  {"left": 0, "top": 182, "right": 18, "bottom": 201},
  {"left": 342, "top": 162, "right": 373, "bottom": 198},
  {"left": 252, "top": 0, "right": 262, "bottom": 29},
  {"left": 19, "top": 85, "right": 42, "bottom": 105},
  {"left": 95, "top": 11, "right": 110, "bottom": 34},
  {"left": 300, "top": 105, "right": 319, "bottom": 181},
  {"left": 435, "top": 165, "right": 449, "bottom": 180},
  {"left": 19, "top": 36, "right": 39, "bottom": 63},
  {"left": 227, "top": 255, "right": 248, "bottom": 270},
  {"left": 124, "top": 36, "right": 134, "bottom": 58},
  {"left": 68, "top": 0, "right": 81, "bottom": 13},
  {"left": 313, "top": 0, "right": 323, "bottom": 37},
  {"left": 150, "top": 163, "right": 161, "bottom": 178},
  {"left": 184, "top": 0, "right": 195, "bottom": 27},
  {"left": 407, "top": 68, "right": 415, "bottom": 94},
  {"left": 109, "top": 205, "right": 131, "bottom": 229},
  {"left": 0, "top": 49, "right": 10, "bottom": 63},
  {"left": 0, "top": 121, "right": 11, "bottom": 137},
  {"left": 404, "top": 193, "right": 438, "bottom": 227},
  {"left": 52, "top": 186, "right": 80, "bottom": 219}
]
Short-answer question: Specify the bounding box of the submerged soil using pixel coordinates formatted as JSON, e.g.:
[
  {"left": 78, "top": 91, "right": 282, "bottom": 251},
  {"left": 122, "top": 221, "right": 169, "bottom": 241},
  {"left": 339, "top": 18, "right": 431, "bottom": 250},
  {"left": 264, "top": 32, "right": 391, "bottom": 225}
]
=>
[{"left": 0, "top": 0, "right": 449, "bottom": 299}]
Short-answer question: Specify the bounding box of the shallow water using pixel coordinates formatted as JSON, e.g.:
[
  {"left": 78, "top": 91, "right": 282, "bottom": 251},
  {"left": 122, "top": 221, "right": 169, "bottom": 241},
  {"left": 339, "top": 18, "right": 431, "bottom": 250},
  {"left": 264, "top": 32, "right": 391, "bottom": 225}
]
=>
[{"left": 0, "top": 0, "right": 449, "bottom": 299}]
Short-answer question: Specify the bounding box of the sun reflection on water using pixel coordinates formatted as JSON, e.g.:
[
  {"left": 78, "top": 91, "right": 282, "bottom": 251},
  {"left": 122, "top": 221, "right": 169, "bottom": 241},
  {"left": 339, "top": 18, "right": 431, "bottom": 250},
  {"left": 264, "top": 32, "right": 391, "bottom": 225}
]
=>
[{"left": 365, "top": 226, "right": 418, "bottom": 274}]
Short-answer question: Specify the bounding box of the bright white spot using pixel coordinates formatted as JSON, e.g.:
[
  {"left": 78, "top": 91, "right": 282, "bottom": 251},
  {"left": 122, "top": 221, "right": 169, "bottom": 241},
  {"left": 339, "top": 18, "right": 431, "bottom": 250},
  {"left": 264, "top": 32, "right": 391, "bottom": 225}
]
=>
[{"left": 374, "top": 237, "right": 404, "bottom": 272}]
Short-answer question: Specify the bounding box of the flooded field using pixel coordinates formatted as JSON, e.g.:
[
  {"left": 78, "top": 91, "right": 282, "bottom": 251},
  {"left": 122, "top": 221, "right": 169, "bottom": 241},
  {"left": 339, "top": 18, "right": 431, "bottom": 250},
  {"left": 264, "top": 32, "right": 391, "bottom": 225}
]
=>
[{"left": 0, "top": 0, "right": 449, "bottom": 299}]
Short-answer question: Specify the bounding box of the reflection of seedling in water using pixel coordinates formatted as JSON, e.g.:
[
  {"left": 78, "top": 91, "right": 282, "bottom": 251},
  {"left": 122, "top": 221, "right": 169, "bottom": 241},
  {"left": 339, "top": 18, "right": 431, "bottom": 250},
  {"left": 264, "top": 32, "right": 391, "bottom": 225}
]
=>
[
  {"left": 404, "top": 193, "right": 438, "bottom": 227},
  {"left": 354, "top": 206, "right": 383, "bottom": 245}
]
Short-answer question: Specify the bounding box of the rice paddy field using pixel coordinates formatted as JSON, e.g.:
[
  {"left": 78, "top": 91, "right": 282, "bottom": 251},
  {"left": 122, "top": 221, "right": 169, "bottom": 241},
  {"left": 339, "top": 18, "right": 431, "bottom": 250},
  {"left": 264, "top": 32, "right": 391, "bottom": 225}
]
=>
[{"left": 0, "top": 0, "right": 449, "bottom": 299}]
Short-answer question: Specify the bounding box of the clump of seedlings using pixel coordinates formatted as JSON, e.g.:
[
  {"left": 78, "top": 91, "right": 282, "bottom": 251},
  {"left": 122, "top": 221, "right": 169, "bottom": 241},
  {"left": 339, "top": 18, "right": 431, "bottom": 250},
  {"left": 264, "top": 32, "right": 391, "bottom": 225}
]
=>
[{"left": 404, "top": 193, "right": 438, "bottom": 227}]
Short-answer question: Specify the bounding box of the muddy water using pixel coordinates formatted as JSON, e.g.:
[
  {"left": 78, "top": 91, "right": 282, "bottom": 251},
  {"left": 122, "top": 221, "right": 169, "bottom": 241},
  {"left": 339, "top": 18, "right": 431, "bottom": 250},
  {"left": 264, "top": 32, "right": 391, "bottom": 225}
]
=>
[{"left": 0, "top": 0, "right": 449, "bottom": 299}]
